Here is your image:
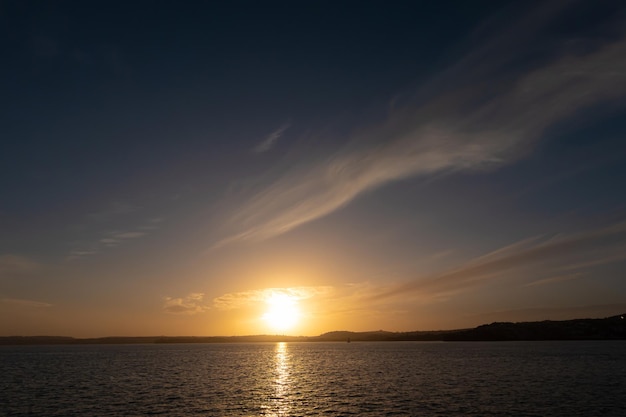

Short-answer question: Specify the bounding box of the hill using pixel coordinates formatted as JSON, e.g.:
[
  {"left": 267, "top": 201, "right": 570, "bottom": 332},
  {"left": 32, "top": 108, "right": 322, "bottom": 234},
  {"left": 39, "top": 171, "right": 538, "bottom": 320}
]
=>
[{"left": 1, "top": 314, "right": 624, "bottom": 345}]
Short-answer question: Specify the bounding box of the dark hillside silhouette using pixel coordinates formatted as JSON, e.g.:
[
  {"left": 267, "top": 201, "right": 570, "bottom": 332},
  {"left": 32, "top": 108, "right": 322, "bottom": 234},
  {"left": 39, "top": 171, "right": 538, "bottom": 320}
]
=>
[{"left": 2, "top": 314, "right": 624, "bottom": 345}]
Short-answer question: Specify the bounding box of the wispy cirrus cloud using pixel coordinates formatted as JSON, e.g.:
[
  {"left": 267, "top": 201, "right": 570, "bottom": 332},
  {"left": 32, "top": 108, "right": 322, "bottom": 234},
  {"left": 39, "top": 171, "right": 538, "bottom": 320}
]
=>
[
  {"left": 0, "top": 297, "right": 52, "bottom": 308},
  {"left": 92, "top": 230, "right": 147, "bottom": 250},
  {"left": 68, "top": 229, "right": 149, "bottom": 260},
  {"left": 524, "top": 272, "right": 583, "bottom": 288},
  {"left": 163, "top": 293, "right": 210, "bottom": 315},
  {"left": 68, "top": 205, "right": 164, "bottom": 260},
  {"left": 213, "top": 286, "right": 332, "bottom": 310},
  {"left": 110, "top": 231, "right": 146, "bottom": 239},
  {"left": 214, "top": 11, "right": 626, "bottom": 249},
  {"left": 374, "top": 221, "right": 626, "bottom": 300},
  {"left": 253, "top": 123, "right": 291, "bottom": 153},
  {"left": 138, "top": 217, "right": 165, "bottom": 231},
  {"left": 0, "top": 254, "right": 40, "bottom": 276},
  {"left": 66, "top": 249, "right": 100, "bottom": 260},
  {"left": 86, "top": 201, "right": 139, "bottom": 222}
]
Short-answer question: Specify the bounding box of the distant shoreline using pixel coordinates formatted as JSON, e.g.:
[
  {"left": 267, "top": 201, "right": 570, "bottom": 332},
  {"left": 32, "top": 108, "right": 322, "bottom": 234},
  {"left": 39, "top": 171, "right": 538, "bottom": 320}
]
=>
[{"left": 1, "top": 314, "right": 624, "bottom": 345}]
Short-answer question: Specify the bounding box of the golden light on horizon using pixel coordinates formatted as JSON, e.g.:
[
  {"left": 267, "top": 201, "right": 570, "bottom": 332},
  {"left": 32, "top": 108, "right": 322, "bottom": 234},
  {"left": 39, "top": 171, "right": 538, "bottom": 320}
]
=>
[{"left": 262, "top": 292, "right": 301, "bottom": 332}]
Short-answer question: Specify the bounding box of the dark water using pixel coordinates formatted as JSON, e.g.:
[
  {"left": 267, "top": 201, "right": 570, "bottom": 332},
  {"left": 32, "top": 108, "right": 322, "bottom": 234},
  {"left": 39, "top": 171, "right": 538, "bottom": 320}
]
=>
[{"left": 1, "top": 341, "right": 624, "bottom": 416}]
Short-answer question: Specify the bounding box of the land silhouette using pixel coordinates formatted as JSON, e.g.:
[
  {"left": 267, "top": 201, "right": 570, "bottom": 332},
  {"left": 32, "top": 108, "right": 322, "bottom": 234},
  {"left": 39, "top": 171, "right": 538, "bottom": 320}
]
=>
[{"left": 1, "top": 314, "right": 624, "bottom": 345}]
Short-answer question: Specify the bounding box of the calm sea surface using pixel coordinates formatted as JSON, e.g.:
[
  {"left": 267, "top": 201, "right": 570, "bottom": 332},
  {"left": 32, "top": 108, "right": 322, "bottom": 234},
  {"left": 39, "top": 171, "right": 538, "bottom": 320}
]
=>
[{"left": 1, "top": 341, "right": 624, "bottom": 416}]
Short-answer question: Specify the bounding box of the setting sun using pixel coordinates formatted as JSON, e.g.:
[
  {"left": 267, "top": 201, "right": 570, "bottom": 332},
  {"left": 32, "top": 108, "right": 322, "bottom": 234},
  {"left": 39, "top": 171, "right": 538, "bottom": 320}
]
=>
[{"left": 262, "top": 293, "right": 301, "bottom": 332}]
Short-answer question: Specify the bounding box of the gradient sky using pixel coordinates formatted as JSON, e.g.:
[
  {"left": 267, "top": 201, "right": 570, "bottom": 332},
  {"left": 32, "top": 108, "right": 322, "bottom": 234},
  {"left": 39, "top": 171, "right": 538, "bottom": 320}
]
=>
[{"left": 2, "top": 1, "right": 626, "bottom": 337}]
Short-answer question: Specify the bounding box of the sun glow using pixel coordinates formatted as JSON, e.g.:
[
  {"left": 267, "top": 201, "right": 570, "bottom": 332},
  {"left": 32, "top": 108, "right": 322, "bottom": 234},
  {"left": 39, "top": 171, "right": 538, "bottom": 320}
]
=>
[{"left": 262, "top": 293, "right": 301, "bottom": 331}]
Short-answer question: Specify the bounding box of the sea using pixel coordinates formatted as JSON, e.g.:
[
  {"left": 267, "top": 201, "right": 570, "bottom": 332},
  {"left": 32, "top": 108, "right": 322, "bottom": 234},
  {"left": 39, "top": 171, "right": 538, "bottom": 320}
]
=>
[{"left": 1, "top": 341, "right": 624, "bottom": 416}]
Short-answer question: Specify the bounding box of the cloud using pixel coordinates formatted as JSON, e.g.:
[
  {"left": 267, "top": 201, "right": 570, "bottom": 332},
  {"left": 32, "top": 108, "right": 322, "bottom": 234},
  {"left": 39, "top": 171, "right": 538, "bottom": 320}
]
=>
[
  {"left": 214, "top": 12, "right": 626, "bottom": 248},
  {"left": 253, "top": 123, "right": 291, "bottom": 153},
  {"left": 67, "top": 201, "right": 160, "bottom": 259},
  {"left": 524, "top": 272, "right": 583, "bottom": 287},
  {"left": 86, "top": 202, "right": 139, "bottom": 222},
  {"left": 0, "top": 255, "right": 39, "bottom": 276},
  {"left": 66, "top": 248, "right": 100, "bottom": 261},
  {"left": 213, "top": 286, "right": 333, "bottom": 310},
  {"left": 67, "top": 229, "right": 149, "bottom": 260},
  {"left": 374, "top": 222, "right": 626, "bottom": 300},
  {"left": 68, "top": 215, "right": 162, "bottom": 259},
  {"left": 111, "top": 231, "right": 145, "bottom": 239},
  {"left": 1, "top": 298, "right": 52, "bottom": 308},
  {"left": 211, "top": 285, "right": 398, "bottom": 325},
  {"left": 138, "top": 218, "right": 165, "bottom": 231},
  {"left": 65, "top": 239, "right": 101, "bottom": 261},
  {"left": 100, "top": 238, "right": 120, "bottom": 244},
  {"left": 163, "top": 293, "right": 210, "bottom": 315}
]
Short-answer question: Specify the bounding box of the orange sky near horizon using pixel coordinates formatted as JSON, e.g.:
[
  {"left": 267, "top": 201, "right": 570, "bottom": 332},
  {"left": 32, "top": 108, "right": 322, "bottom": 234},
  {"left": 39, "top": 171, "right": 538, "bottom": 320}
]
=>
[{"left": 2, "top": 2, "right": 626, "bottom": 338}]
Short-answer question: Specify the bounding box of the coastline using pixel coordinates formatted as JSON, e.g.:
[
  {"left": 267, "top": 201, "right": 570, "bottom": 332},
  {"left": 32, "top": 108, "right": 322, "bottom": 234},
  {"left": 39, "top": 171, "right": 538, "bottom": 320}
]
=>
[{"left": 2, "top": 314, "right": 624, "bottom": 345}]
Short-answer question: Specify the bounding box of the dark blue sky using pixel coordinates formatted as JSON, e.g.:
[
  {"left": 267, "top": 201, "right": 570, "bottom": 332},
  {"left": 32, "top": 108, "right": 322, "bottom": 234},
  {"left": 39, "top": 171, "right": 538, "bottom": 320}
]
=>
[{"left": 1, "top": 1, "right": 626, "bottom": 336}]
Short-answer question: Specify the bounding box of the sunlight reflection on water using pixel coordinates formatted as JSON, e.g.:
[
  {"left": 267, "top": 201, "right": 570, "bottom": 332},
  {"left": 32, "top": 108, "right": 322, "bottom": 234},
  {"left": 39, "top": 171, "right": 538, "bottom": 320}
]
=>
[
  {"left": 269, "top": 341, "right": 291, "bottom": 416},
  {"left": 2, "top": 341, "right": 625, "bottom": 416}
]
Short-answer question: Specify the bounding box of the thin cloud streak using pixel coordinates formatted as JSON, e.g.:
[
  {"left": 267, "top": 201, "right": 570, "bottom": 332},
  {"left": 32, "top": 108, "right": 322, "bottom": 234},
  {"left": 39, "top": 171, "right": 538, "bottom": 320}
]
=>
[
  {"left": 524, "top": 272, "right": 583, "bottom": 288},
  {"left": 111, "top": 231, "right": 146, "bottom": 239},
  {"left": 1, "top": 298, "right": 52, "bottom": 308},
  {"left": 0, "top": 254, "right": 40, "bottom": 276},
  {"left": 215, "top": 24, "right": 626, "bottom": 248},
  {"left": 253, "top": 123, "right": 291, "bottom": 153},
  {"left": 163, "top": 293, "right": 210, "bottom": 315},
  {"left": 67, "top": 249, "right": 99, "bottom": 260},
  {"left": 213, "top": 286, "right": 332, "bottom": 310},
  {"left": 86, "top": 201, "right": 139, "bottom": 221},
  {"left": 67, "top": 217, "right": 164, "bottom": 260},
  {"left": 212, "top": 284, "right": 398, "bottom": 325},
  {"left": 374, "top": 222, "right": 626, "bottom": 301}
]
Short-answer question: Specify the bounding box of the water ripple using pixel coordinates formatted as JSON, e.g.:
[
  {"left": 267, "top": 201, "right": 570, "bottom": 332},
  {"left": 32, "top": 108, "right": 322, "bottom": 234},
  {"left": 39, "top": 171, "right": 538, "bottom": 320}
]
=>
[{"left": 1, "top": 341, "right": 625, "bottom": 416}]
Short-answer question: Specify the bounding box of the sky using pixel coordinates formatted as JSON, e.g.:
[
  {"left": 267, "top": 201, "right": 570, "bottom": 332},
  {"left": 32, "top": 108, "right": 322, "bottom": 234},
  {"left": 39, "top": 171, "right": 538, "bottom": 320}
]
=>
[{"left": 1, "top": 0, "right": 626, "bottom": 337}]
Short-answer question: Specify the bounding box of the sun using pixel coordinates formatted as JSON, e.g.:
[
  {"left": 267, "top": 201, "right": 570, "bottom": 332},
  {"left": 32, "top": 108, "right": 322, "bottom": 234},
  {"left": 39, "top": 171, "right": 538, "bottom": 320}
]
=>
[{"left": 262, "top": 293, "right": 301, "bottom": 332}]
